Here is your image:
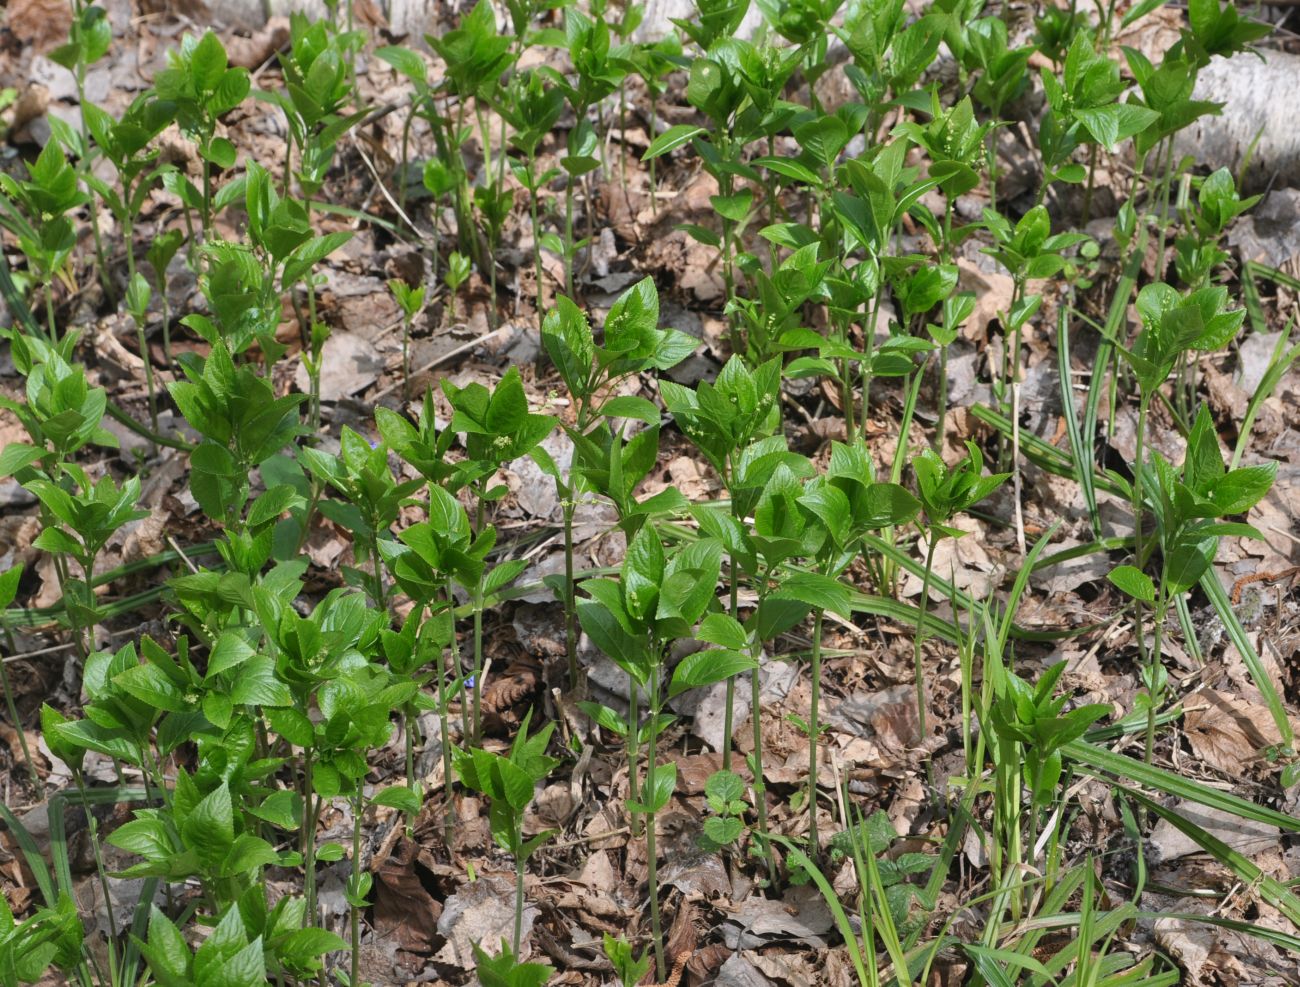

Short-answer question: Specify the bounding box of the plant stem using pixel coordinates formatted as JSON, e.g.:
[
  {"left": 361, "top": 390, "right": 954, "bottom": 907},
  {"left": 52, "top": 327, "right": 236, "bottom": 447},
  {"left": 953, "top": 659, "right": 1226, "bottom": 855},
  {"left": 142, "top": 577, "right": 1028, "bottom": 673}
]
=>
[
  {"left": 368, "top": 527, "right": 385, "bottom": 609},
  {"left": 562, "top": 497, "right": 578, "bottom": 690},
  {"left": 807, "top": 608, "right": 823, "bottom": 855},
  {"left": 404, "top": 700, "right": 417, "bottom": 796},
  {"left": 721, "top": 571, "right": 738, "bottom": 774},
  {"left": 303, "top": 744, "right": 318, "bottom": 919},
  {"left": 1146, "top": 564, "right": 1169, "bottom": 766},
  {"left": 442, "top": 587, "right": 459, "bottom": 842},
  {"left": 350, "top": 789, "right": 363, "bottom": 987},
  {"left": 0, "top": 634, "right": 40, "bottom": 791},
  {"left": 645, "top": 660, "right": 665, "bottom": 982},
  {"left": 72, "top": 767, "right": 121, "bottom": 974},
  {"left": 913, "top": 532, "right": 939, "bottom": 741},
  {"left": 513, "top": 852, "right": 525, "bottom": 956},
  {"left": 627, "top": 677, "right": 641, "bottom": 839},
  {"left": 749, "top": 629, "right": 777, "bottom": 888},
  {"left": 471, "top": 498, "right": 485, "bottom": 743},
  {"left": 530, "top": 171, "right": 545, "bottom": 316}
]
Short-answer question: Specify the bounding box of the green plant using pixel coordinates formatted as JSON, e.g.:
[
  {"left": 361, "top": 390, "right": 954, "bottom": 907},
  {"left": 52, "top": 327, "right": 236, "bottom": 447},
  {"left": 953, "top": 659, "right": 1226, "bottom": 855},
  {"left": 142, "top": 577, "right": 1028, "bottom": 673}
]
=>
[
  {"left": 541, "top": 278, "right": 695, "bottom": 688},
  {"left": 380, "top": 485, "right": 485, "bottom": 837},
  {"left": 0, "top": 565, "right": 38, "bottom": 791},
  {"left": 81, "top": 94, "right": 176, "bottom": 428},
  {"left": 1037, "top": 33, "right": 1159, "bottom": 202},
  {"left": 145, "top": 228, "right": 185, "bottom": 368},
  {"left": 796, "top": 441, "right": 919, "bottom": 850},
  {"left": 602, "top": 932, "right": 652, "bottom": 987},
  {"left": 454, "top": 710, "right": 559, "bottom": 954},
  {"left": 660, "top": 356, "right": 785, "bottom": 770},
  {"left": 0, "top": 141, "right": 90, "bottom": 339},
  {"left": 472, "top": 939, "right": 554, "bottom": 987},
  {"left": 24, "top": 470, "right": 147, "bottom": 655},
  {"left": 826, "top": 810, "right": 935, "bottom": 939},
  {"left": 261, "top": 15, "right": 365, "bottom": 202},
  {"left": 539, "top": 7, "right": 624, "bottom": 295},
  {"left": 153, "top": 30, "right": 250, "bottom": 239},
  {"left": 961, "top": 18, "right": 1032, "bottom": 209},
  {"left": 300, "top": 426, "right": 421, "bottom": 606},
  {"left": 699, "top": 768, "right": 749, "bottom": 851},
  {"left": 387, "top": 277, "right": 427, "bottom": 401},
  {"left": 442, "top": 367, "right": 554, "bottom": 739},
  {"left": 0, "top": 892, "right": 82, "bottom": 987},
  {"left": 578, "top": 524, "right": 742, "bottom": 978},
  {"left": 500, "top": 68, "right": 564, "bottom": 313},
  {"left": 1108, "top": 403, "right": 1276, "bottom": 764},
  {"left": 47, "top": 0, "right": 113, "bottom": 291},
  {"left": 910, "top": 441, "right": 1008, "bottom": 738},
  {"left": 444, "top": 250, "right": 471, "bottom": 322},
  {"left": 138, "top": 894, "right": 342, "bottom": 987},
  {"left": 984, "top": 657, "right": 1110, "bottom": 921},
  {"left": 425, "top": 0, "right": 515, "bottom": 269}
]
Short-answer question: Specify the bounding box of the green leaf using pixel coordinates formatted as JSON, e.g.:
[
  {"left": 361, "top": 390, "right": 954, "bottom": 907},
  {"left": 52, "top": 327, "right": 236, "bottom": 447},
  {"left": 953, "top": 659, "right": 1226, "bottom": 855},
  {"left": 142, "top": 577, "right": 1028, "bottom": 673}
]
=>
[
  {"left": 181, "top": 782, "right": 234, "bottom": 862},
  {"left": 705, "top": 769, "right": 745, "bottom": 805},
  {"left": 643, "top": 124, "right": 705, "bottom": 160},
  {"left": 623, "top": 524, "right": 664, "bottom": 620},
  {"left": 0, "top": 443, "right": 44, "bottom": 477},
  {"left": 598, "top": 395, "right": 661, "bottom": 423},
  {"left": 668, "top": 648, "right": 756, "bottom": 699},
  {"left": 371, "top": 785, "right": 421, "bottom": 815},
  {"left": 774, "top": 572, "right": 853, "bottom": 619},
  {"left": 698, "top": 613, "right": 748, "bottom": 650},
  {"left": 703, "top": 815, "right": 743, "bottom": 845},
  {"left": 206, "top": 630, "right": 256, "bottom": 678},
  {"left": 631, "top": 761, "right": 676, "bottom": 814},
  {"left": 1108, "top": 564, "right": 1155, "bottom": 603},
  {"left": 1074, "top": 102, "right": 1160, "bottom": 150}
]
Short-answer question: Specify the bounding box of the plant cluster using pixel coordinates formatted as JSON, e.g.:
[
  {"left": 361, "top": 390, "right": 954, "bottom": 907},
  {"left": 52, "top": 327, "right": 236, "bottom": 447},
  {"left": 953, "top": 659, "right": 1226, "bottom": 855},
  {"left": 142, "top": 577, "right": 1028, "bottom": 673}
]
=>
[{"left": 1, "top": 0, "right": 1297, "bottom": 983}]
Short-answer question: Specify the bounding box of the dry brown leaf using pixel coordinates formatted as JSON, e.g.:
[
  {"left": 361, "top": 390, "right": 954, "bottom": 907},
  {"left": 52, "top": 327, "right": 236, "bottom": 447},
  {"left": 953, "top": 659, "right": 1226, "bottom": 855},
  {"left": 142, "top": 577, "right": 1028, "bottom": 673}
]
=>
[
  {"left": 371, "top": 836, "right": 440, "bottom": 954},
  {"left": 1183, "top": 687, "right": 1289, "bottom": 776},
  {"left": 5, "top": 0, "right": 72, "bottom": 51},
  {"left": 1154, "top": 907, "right": 1245, "bottom": 986},
  {"left": 223, "top": 18, "right": 291, "bottom": 70}
]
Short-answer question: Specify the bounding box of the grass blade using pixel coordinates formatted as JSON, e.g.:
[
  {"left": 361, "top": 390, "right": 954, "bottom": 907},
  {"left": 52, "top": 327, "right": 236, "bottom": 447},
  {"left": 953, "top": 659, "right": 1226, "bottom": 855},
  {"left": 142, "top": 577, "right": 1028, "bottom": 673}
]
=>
[{"left": 1064, "top": 739, "right": 1300, "bottom": 832}]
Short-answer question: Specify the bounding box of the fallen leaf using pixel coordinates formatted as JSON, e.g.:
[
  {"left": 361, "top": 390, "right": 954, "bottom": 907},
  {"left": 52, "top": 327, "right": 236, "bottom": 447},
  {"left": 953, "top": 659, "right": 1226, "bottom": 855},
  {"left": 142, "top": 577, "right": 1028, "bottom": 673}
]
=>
[
  {"left": 1148, "top": 802, "right": 1280, "bottom": 864},
  {"left": 371, "top": 836, "right": 440, "bottom": 954},
  {"left": 293, "top": 331, "right": 383, "bottom": 401},
  {"left": 724, "top": 884, "right": 834, "bottom": 949},
  {"left": 1183, "top": 688, "right": 1290, "bottom": 776},
  {"left": 434, "top": 874, "right": 536, "bottom": 968}
]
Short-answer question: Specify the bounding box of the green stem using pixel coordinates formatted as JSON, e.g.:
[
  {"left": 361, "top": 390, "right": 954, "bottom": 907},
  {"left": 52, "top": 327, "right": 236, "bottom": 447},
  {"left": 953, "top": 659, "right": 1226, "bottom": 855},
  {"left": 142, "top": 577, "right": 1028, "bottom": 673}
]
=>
[
  {"left": 627, "top": 677, "right": 641, "bottom": 839},
  {"left": 303, "top": 744, "right": 318, "bottom": 919},
  {"left": 750, "top": 628, "right": 777, "bottom": 888},
  {"left": 45, "top": 286, "right": 58, "bottom": 342},
  {"left": 807, "top": 608, "right": 823, "bottom": 855},
  {"left": 913, "top": 533, "right": 939, "bottom": 740},
  {"left": 645, "top": 660, "right": 665, "bottom": 982},
  {"left": 471, "top": 498, "right": 485, "bottom": 743},
  {"left": 1145, "top": 576, "right": 1169, "bottom": 765},
  {"left": 125, "top": 222, "right": 159, "bottom": 434},
  {"left": 403, "top": 701, "right": 416, "bottom": 796},
  {"left": 0, "top": 630, "right": 40, "bottom": 791},
  {"left": 721, "top": 570, "right": 738, "bottom": 774},
  {"left": 513, "top": 850, "right": 525, "bottom": 956},
  {"left": 72, "top": 768, "right": 120, "bottom": 975},
  {"left": 530, "top": 173, "right": 545, "bottom": 317},
  {"left": 442, "top": 587, "right": 459, "bottom": 842},
  {"left": 350, "top": 789, "right": 363, "bottom": 987},
  {"left": 1133, "top": 392, "right": 1151, "bottom": 681},
  {"left": 562, "top": 497, "right": 578, "bottom": 690}
]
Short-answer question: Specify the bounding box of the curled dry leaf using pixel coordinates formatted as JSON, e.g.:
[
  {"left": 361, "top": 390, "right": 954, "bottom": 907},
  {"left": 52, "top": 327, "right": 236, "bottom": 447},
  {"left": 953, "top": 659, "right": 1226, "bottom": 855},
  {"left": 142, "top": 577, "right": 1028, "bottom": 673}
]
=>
[
  {"left": 371, "top": 836, "right": 440, "bottom": 954},
  {"left": 1182, "top": 687, "right": 1294, "bottom": 776}
]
